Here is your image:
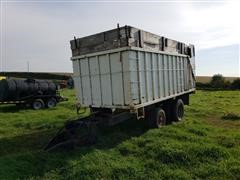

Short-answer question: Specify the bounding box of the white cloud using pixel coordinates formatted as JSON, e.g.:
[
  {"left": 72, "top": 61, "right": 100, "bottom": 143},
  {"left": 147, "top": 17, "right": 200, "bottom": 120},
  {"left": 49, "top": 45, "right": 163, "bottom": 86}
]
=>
[{"left": 181, "top": 1, "right": 240, "bottom": 49}]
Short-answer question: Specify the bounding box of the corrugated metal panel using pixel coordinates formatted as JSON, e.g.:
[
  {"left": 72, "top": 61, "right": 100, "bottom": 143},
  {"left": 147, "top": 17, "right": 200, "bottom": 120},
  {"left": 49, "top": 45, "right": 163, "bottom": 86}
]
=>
[
  {"left": 110, "top": 53, "right": 124, "bottom": 105},
  {"left": 72, "top": 48, "right": 195, "bottom": 109},
  {"left": 99, "top": 54, "right": 112, "bottom": 106},
  {"left": 129, "top": 51, "right": 139, "bottom": 105},
  {"left": 72, "top": 60, "right": 82, "bottom": 103},
  {"left": 138, "top": 51, "right": 146, "bottom": 103},
  {"left": 158, "top": 54, "right": 164, "bottom": 98},
  {"left": 152, "top": 53, "right": 159, "bottom": 100},
  {"left": 122, "top": 51, "right": 131, "bottom": 105},
  {"left": 81, "top": 58, "right": 91, "bottom": 105},
  {"left": 89, "top": 56, "right": 101, "bottom": 105}
]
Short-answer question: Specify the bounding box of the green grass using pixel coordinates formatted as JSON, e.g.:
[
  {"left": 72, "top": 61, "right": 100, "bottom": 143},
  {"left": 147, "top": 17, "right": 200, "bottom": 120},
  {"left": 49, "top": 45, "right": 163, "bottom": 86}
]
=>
[{"left": 0, "top": 90, "right": 240, "bottom": 179}]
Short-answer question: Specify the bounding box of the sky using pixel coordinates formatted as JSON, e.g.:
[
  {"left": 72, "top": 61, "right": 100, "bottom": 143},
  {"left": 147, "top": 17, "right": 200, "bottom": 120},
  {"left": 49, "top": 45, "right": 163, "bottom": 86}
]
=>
[{"left": 0, "top": 0, "right": 239, "bottom": 77}]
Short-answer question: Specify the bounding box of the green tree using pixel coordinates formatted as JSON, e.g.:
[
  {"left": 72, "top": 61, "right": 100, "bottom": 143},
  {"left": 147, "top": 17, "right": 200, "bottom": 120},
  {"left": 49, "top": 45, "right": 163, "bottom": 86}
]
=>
[
  {"left": 231, "top": 79, "right": 240, "bottom": 89},
  {"left": 210, "top": 74, "right": 225, "bottom": 88}
]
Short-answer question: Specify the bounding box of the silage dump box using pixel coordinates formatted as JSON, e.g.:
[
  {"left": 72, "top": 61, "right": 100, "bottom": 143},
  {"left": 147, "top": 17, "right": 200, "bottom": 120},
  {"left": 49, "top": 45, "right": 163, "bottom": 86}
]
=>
[
  {"left": 70, "top": 25, "right": 195, "bottom": 115},
  {"left": 44, "top": 25, "right": 196, "bottom": 151}
]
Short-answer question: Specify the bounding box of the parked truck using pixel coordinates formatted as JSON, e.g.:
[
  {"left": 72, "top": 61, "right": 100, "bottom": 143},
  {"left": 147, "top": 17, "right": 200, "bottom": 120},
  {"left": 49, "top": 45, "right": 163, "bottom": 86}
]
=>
[
  {"left": 45, "top": 25, "right": 195, "bottom": 151},
  {"left": 0, "top": 79, "right": 67, "bottom": 109}
]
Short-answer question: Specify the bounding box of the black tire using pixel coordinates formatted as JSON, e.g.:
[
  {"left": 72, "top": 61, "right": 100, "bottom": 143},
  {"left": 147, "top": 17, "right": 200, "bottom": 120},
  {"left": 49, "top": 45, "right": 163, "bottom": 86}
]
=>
[
  {"left": 46, "top": 98, "right": 57, "bottom": 108},
  {"left": 148, "top": 107, "right": 166, "bottom": 128},
  {"left": 32, "top": 99, "right": 44, "bottom": 110},
  {"left": 172, "top": 99, "right": 184, "bottom": 122}
]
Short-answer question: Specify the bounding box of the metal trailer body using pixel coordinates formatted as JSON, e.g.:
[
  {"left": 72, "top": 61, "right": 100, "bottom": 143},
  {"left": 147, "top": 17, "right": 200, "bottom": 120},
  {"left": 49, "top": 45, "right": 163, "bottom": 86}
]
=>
[
  {"left": 72, "top": 46, "right": 195, "bottom": 116},
  {"left": 43, "top": 26, "right": 196, "bottom": 151}
]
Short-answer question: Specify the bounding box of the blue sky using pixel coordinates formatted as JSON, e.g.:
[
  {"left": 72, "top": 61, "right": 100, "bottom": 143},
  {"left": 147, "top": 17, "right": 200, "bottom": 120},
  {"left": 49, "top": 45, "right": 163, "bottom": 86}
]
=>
[{"left": 1, "top": 1, "right": 239, "bottom": 76}]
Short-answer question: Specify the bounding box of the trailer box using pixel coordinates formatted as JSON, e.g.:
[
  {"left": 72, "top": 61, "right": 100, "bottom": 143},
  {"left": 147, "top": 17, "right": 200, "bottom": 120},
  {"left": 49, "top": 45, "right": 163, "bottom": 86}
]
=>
[{"left": 71, "top": 26, "right": 195, "bottom": 113}]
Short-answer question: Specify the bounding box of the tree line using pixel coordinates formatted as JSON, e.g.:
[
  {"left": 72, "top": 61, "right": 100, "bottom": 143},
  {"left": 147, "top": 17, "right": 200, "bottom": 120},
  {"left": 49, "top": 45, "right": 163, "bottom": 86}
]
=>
[{"left": 196, "top": 74, "right": 240, "bottom": 90}]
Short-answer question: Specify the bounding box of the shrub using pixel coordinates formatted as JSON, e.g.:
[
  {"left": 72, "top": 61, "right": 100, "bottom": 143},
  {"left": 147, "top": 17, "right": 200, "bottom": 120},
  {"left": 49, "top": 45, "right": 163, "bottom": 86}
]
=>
[
  {"left": 224, "top": 80, "right": 231, "bottom": 89},
  {"left": 210, "top": 74, "right": 225, "bottom": 89},
  {"left": 231, "top": 79, "right": 240, "bottom": 90},
  {"left": 196, "top": 82, "right": 211, "bottom": 89}
]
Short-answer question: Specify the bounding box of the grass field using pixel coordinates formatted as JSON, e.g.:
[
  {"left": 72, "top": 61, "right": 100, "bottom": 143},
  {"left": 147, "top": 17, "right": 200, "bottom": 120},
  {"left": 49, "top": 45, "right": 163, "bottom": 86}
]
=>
[{"left": 0, "top": 89, "right": 240, "bottom": 179}]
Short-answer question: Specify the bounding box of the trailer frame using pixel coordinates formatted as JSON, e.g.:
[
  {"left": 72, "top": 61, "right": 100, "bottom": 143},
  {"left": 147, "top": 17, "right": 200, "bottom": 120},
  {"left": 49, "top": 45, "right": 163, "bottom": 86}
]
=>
[{"left": 0, "top": 92, "right": 68, "bottom": 109}]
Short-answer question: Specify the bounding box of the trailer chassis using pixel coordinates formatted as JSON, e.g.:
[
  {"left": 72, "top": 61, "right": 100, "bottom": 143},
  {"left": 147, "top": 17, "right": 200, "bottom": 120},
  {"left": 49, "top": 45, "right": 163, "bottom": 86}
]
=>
[{"left": 44, "top": 92, "right": 193, "bottom": 151}]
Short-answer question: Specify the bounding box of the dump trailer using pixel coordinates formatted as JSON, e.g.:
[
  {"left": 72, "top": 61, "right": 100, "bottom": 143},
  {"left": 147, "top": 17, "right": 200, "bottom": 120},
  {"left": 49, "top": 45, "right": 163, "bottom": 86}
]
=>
[
  {"left": 0, "top": 79, "right": 67, "bottom": 109},
  {"left": 44, "top": 25, "right": 195, "bottom": 151}
]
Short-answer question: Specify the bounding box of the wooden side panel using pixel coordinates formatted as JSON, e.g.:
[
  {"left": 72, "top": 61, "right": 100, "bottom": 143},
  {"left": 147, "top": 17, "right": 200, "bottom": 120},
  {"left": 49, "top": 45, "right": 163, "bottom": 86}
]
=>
[{"left": 70, "top": 26, "right": 191, "bottom": 57}]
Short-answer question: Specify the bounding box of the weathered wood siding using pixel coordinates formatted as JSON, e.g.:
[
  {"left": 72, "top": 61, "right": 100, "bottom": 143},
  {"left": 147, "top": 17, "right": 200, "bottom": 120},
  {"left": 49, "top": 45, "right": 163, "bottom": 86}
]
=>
[{"left": 70, "top": 26, "right": 191, "bottom": 57}]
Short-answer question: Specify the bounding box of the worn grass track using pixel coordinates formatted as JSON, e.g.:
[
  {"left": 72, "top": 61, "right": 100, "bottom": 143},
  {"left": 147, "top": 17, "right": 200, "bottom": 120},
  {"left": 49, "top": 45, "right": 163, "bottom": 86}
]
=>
[{"left": 0, "top": 90, "right": 239, "bottom": 179}]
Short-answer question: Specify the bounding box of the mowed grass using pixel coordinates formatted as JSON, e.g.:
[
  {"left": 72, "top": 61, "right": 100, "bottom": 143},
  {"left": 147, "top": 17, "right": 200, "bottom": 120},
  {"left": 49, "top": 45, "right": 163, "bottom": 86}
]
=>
[{"left": 0, "top": 90, "right": 240, "bottom": 179}]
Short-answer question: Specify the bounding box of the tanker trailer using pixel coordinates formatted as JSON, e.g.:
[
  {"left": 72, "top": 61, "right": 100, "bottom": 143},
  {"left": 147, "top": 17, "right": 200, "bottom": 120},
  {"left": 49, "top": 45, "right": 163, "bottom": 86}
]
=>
[{"left": 0, "top": 79, "right": 67, "bottom": 109}]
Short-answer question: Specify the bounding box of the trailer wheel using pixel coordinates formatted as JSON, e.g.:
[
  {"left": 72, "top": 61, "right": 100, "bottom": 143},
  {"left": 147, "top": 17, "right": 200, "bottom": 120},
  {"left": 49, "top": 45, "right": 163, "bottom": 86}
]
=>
[
  {"left": 32, "top": 99, "right": 44, "bottom": 110},
  {"left": 46, "top": 98, "right": 57, "bottom": 108},
  {"left": 148, "top": 107, "right": 166, "bottom": 128},
  {"left": 173, "top": 99, "right": 184, "bottom": 121}
]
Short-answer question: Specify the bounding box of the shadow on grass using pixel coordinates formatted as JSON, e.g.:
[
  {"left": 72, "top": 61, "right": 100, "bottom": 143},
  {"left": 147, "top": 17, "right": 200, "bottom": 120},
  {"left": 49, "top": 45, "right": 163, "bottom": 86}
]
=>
[
  {"left": 0, "top": 130, "right": 55, "bottom": 156},
  {"left": 0, "top": 104, "right": 31, "bottom": 113},
  {"left": 221, "top": 113, "right": 240, "bottom": 121},
  {"left": 0, "top": 118, "right": 148, "bottom": 179}
]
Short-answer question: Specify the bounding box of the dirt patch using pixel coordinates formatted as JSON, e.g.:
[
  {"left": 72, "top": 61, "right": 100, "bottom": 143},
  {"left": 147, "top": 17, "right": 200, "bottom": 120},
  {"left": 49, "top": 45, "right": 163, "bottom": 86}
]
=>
[{"left": 203, "top": 116, "right": 240, "bottom": 130}]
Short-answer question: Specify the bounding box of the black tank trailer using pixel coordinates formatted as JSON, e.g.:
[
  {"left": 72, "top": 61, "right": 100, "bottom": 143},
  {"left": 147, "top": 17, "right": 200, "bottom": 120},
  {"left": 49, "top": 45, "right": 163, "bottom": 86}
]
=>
[{"left": 0, "top": 79, "right": 68, "bottom": 109}]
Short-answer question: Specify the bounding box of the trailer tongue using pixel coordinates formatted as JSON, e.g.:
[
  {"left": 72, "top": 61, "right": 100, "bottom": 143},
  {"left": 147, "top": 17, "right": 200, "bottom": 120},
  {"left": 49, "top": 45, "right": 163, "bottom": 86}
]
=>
[
  {"left": 44, "top": 116, "right": 97, "bottom": 151},
  {"left": 44, "top": 111, "right": 132, "bottom": 151}
]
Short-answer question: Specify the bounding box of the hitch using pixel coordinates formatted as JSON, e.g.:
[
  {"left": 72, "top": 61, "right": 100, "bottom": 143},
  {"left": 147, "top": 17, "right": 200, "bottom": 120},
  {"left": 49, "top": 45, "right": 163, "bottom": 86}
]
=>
[
  {"left": 43, "top": 111, "right": 132, "bottom": 151},
  {"left": 43, "top": 115, "right": 98, "bottom": 152}
]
